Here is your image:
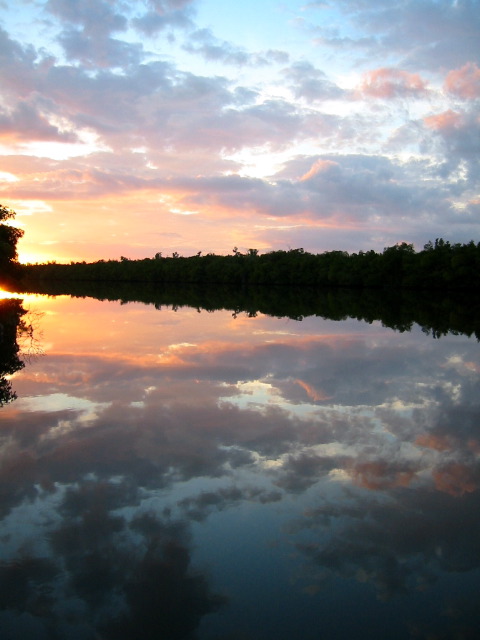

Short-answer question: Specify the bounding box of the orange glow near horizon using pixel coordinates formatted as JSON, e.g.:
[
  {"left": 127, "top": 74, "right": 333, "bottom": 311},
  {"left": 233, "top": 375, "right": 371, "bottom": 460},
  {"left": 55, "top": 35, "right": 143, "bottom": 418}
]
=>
[
  {"left": 10, "top": 191, "right": 288, "bottom": 264},
  {"left": 0, "top": 0, "right": 477, "bottom": 265},
  {"left": 0, "top": 288, "right": 23, "bottom": 300},
  {"left": 17, "top": 250, "right": 61, "bottom": 265}
]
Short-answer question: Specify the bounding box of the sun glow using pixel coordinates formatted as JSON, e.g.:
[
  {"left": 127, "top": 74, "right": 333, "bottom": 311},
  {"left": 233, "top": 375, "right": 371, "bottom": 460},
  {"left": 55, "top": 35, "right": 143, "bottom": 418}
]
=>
[
  {"left": 17, "top": 250, "right": 57, "bottom": 265},
  {"left": 0, "top": 288, "right": 23, "bottom": 299}
]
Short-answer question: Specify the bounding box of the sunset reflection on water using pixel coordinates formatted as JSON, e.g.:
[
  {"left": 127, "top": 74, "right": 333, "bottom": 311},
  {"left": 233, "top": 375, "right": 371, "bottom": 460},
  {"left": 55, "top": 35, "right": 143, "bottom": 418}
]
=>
[{"left": 0, "top": 293, "right": 479, "bottom": 639}]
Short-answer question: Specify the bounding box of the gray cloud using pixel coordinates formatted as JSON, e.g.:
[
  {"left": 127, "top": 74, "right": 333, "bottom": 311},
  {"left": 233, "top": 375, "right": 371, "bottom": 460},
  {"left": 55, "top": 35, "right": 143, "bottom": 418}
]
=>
[
  {"left": 0, "top": 479, "right": 225, "bottom": 639},
  {"left": 177, "top": 485, "right": 282, "bottom": 521},
  {"left": 0, "top": 0, "right": 479, "bottom": 258},
  {"left": 132, "top": 0, "right": 196, "bottom": 34},
  {"left": 1, "top": 301, "right": 479, "bottom": 639},
  {"left": 310, "top": 0, "right": 480, "bottom": 72},
  {"left": 282, "top": 60, "right": 345, "bottom": 101},
  {"left": 0, "top": 100, "right": 78, "bottom": 143},
  {"left": 2, "top": 316, "right": 476, "bottom": 520},
  {"left": 184, "top": 28, "right": 290, "bottom": 67},
  {"left": 132, "top": 9, "right": 194, "bottom": 35},
  {"left": 46, "top": 0, "right": 128, "bottom": 34},
  {"left": 422, "top": 106, "right": 480, "bottom": 182},
  {"left": 172, "top": 153, "right": 453, "bottom": 229},
  {"left": 57, "top": 27, "right": 144, "bottom": 68},
  {"left": 293, "top": 482, "right": 480, "bottom": 604}
]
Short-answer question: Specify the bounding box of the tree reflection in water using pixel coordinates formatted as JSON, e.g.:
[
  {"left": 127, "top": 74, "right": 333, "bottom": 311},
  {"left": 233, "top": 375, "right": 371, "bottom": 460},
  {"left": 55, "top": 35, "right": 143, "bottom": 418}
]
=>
[
  {"left": 0, "top": 289, "right": 479, "bottom": 639},
  {"left": 0, "top": 299, "right": 226, "bottom": 638},
  {"left": 0, "top": 298, "right": 27, "bottom": 406}
]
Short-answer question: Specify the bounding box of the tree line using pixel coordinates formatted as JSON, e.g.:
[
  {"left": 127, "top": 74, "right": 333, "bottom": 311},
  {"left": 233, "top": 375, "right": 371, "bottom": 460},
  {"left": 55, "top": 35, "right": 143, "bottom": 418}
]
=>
[
  {"left": 1, "top": 203, "right": 480, "bottom": 291},
  {"left": 14, "top": 278, "right": 480, "bottom": 340},
  {"left": 18, "top": 239, "right": 480, "bottom": 291}
]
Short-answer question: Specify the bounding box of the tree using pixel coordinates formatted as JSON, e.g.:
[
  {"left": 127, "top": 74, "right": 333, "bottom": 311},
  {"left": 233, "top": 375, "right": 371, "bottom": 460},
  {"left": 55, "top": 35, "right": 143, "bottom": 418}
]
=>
[
  {"left": 0, "top": 298, "right": 27, "bottom": 405},
  {"left": 0, "top": 204, "right": 16, "bottom": 222},
  {"left": 0, "top": 204, "right": 24, "bottom": 272}
]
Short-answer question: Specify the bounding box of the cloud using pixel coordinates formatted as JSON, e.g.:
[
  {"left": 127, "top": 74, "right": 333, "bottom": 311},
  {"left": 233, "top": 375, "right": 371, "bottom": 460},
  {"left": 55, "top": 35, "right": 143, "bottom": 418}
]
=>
[
  {"left": 0, "top": 100, "right": 78, "bottom": 143},
  {"left": 349, "top": 459, "right": 418, "bottom": 490},
  {"left": 4, "top": 146, "right": 466, "bottom": 259},
  {"left": 1, "top": 144, "right": 473, "bottom": 261},
  {"left": 132, "top": 10, "right": 194, "bottom": 35},
  {"left": 0, "top": 479, "right": 226, "bottom": 639},
  {"left": 0, "top": 0, "right": 479, "bottom": 261},
  {"left": 132, "top": 0, "right": 196, "bottom": 34},
  {"left": 423, "top": 107, "right": 480, "bottom": 179},
  {"left": 357, "top": 68, "right": 428, "bottom": 99},
  {"left": 3, "top": 314, "right": 476, "bottom": 520},
  {"left": 298, "top": 159, "right": 339, "bottom": 182},
  {"left": 424, "top": 109, "right": 466, "bottom": 132},
  {"left": 325, "top": 0, "right": 480, "bottom": 72},
  {"left": 433, "top": 461, "right": 480, "bottom": 496},
  {"left": 0, "top": 298, "right": 479, "bottom": 638},
  {"left": 176, "top": 153, "right": 452, "bottom": 228},
  {"left": 445, "top": 62, "right": 480, "bottom": 99},
  {"left": 57, "top": 27, "right": 144, "bottom": 68},
  {"left": 176, "top": 485, "right": 282, "bottom": 521},
  {"left": 274, "top": 452, "right": 341, "bottom": 492},
  {"left": 44, "top": 0, "right": 144, "bottom": 68},
  {"left": 282, "top": 60, "right": 345, "bottom": 101},
  {"left": 183, "top": 28, "right": 290, "bottom": 67},
  {"left": 0, "top": 27, "right": 40, "bottom": 100},
  {"left": 293, "top": 483, "right": 480, "bottom": 604},
  {"left": 46, "top": 0, "right": 128, "bottom": 34}
]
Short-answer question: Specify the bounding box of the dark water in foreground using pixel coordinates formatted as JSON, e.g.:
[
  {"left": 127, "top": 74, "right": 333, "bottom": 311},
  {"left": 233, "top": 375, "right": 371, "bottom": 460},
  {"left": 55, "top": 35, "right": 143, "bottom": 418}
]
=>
[{"left": 0, "top": 289, "right": 479, "bottom": 639}]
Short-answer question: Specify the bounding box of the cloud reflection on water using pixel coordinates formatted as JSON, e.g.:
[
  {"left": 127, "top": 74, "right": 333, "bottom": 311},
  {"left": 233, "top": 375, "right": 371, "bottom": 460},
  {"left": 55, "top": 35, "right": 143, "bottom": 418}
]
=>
[{"left": 0, "top": 295, "right": 479, "bottom": 638}]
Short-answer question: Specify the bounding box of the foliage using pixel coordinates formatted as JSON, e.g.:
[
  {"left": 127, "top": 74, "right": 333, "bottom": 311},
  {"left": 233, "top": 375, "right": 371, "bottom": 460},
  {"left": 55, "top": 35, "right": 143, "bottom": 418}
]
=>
[
  {"left": 0, "top": 204, "right": 24, "bottom": 273},
  {"left": 18, "top": 239, "right": 480, "bottom": 292},
  {"left": 12, "top": 279, "right": 480, "bottom": 341},
  {"left": 0, "top": 205, "right": 16, "bottom": 222},
  {"left": 0, "top": 298, "right": 27, "bottom": 405}
]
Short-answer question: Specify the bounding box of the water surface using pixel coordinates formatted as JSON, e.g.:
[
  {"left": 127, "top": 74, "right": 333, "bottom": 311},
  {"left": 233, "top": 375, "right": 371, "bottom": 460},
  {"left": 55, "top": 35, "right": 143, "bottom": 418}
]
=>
[{"left": 0, "top": 292, "right": 479, "bottom": 639}]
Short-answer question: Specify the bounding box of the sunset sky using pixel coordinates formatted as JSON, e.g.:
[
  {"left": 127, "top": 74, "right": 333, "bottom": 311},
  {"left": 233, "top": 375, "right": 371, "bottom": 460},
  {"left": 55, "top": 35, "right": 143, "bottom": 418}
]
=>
[{"left": 0, "top": 0, "right": 479, "bottom": 264}]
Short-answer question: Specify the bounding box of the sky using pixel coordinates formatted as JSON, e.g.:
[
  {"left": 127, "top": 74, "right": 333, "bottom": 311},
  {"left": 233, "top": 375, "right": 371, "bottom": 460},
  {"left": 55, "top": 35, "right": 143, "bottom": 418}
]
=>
[{"left": 0, "top": 0, "right": 479, "bottom": 264}]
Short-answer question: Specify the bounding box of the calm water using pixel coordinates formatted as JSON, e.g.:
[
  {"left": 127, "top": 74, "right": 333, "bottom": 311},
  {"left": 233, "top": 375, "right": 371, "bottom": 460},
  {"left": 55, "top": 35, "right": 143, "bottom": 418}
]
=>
[{"left": 1, "top": 292, "right": 479, "bottom": 639}]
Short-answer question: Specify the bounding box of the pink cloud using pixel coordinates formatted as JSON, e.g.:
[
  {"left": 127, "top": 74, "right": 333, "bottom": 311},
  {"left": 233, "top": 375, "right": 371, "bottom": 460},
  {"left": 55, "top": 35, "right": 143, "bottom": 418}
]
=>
[
  {"left": 299, "top": 159, "right": 339, "bottom": 182},
  {"left": 358, "top": 68, "right": 428, "bottom": 99},
  {"left": 423, "top": 109, "right": 462, "bottom": 131},
  {"left": 433, "top": 462, "right": 479, "bottom": 497},
  {"left": 445, "top": 62, "right": 480, "bottom": 99},
  {"left": 350, "top": 460, "right": 416, "bottom": 491},
  {"left": 415, "top": 433, "right": 452, "bottom": 451},
  {"left": 294, "top": 379, "right": 332, "bottom": 402}
]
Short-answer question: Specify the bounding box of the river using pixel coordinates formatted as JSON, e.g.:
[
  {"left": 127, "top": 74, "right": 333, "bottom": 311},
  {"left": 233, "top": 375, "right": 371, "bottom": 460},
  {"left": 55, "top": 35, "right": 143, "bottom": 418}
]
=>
[{"left": 0, "top": 289, "right": 479, "bottom": 639}]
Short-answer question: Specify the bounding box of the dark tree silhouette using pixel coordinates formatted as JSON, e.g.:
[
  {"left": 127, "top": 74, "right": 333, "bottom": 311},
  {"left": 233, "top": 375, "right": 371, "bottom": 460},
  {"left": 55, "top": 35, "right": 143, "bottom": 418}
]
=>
[
  {"left": 0, "top": 298, "right": 27, "bottom": 405},
  {"left": 17, "top": 239, "right": 480, "bottom": 292},
  {"left": 0, "top": 204, "right": 24, "bottom": 274}
]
